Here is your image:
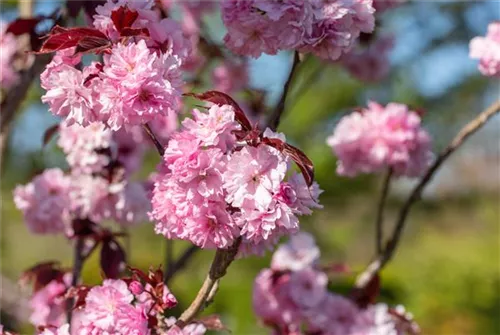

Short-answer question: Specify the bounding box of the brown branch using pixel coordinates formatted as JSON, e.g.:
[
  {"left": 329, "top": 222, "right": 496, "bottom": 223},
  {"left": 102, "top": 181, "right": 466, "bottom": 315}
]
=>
[
  {"left": 375, "top": 168, "right": 393, "bottom": 255},
  {"left": 355, "top": 99, "right": 500, "bottom": 288},
  {"left": 66, "top": 237, "right": 84, "bottom": 322},
  {"left": 143, "top": 123, "right": 165, "bottom": 155},
  {"left": 164, "top": 245, "right": 199, "bottom": 284},
  {"left": 268, "top": 51, "right": 301, "bottom": 131},
  {"left": 176, "top": 238, "right": 241, "bottom": 327}
]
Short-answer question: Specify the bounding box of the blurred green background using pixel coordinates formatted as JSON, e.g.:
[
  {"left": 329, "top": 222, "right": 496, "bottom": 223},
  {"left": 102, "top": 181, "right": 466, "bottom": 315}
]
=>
[{"left": 1, "top": 1, "right": 499, "bottom": 334}]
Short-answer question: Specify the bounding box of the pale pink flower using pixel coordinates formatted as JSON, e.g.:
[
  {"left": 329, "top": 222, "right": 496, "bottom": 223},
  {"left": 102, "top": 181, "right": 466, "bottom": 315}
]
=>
[
  {"left": 41, "top": 65, "right": 100, "bottom": 126},
  {"left": 282, "top": 173, "right": 323, "bottom": 215},
  {"left": 181, "top": 104, "right": 240, "bottom": 151},
  {"left": 327, "top": 101, "right": 432, "bottom": 177},
  {"left": 115, "top": 304, "right": 150, "bottom": 335},
  {"left": 29, "top": 276, "right": 70, "bottom": 327},
  {"left": 223, "top": 145, "right": 287, "bottom": 211},
  {"left": 470, "top": 21, "right": 500, "bottom": 77},
  {"left": 166, "top": 323, "right": 207, "bottom": 335},
  {"left": 13, "top": 169, "right": 72, "bottom": 234},
  {"left": 304, "top": 293, "right": 360, "bottom": 334},
  {"left": 147, "top": 18, "right": 192, "bottom": 62},
  {"left": 271, "top": 232, "right": 320, "bottom": 271},
  {"left": 83, "top": 279, "right": 134, "bottom": 332},
  {"left": 38, "top": 324, "right": 71, "bottom": 335},
  {"left": 212, "top": 60, "right": 249, "bottom": 93},
  {"left": 113, "top": 127, "right": 147, "bottom": 175},
  {"left": 69, "top": 174, "right": 111, "bottom": 222},
  {"left": 147, "top": 110, "right": 178, "bottom": 144},
  {"left": 113, "top": 182, "right": 151, "bottom": 226},
  {"left": 0, "top": 21, "right": 19, "bottom": 89},
  {"left": 58, "top": 123, "right": 113, "bottom": 174},
  {"left": 342, "top": 35, "right": 394, "bottom": 83}
]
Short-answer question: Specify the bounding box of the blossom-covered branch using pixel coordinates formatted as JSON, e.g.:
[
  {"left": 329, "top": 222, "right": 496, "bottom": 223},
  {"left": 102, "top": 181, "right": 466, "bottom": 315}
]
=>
[{"left": 355, "top": 99, "right": 500, "bottom": 289}]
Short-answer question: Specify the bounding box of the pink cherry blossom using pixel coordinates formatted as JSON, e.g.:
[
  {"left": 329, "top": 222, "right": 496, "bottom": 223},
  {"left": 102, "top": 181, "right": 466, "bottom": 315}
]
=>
[
  {"left": 58, "top": 123, "right": 113, "bottom": 174},
  {"left": 29, "top": 275, "right": 71, "bottom": 327},
  {"left": 41, "top": 64, "right": 100, "bottom": 127},
  {"left": 288, "top": 268, "right": 328, "bottom": 309},
  {"left": 327, "top": 101, "right": 432, "bottom": 177},
  {"left": 342, "top": 35, "right": 394, "bottom": 83},
  {"left": 223, "top": 145, "right": 288, "bottom": 211},
  {"left": 0, "top": 21, "right": 19, "bottom": 89},
  {"left": 13, "top": 168, "right": 72, "bottom": 234},
  {"left": 83, "top": 279, "right": 134, "bottom": 332},
  {"left": 113, "top": 182, "right": 151, "bottom": 226},
  {"left": 113, "top": 127, "right": 147, "bottom": 175},
  {"left": 271, "top": 232, "right": 320, "bottom": 271},
  {"left": 38, "top": 324, "right": 71, "bottom": 335},
  {"left": 115, "top": 304, "right": 150, "bottom": 335},
  {"left": 212, "top": 60, "right": 249, "bottom": 93},
  {"left": 147, "top": 18, "right": 192, "bottom": 62},
  {"left": 470, "top": 21, "right": 500, "bottom": 77},
  {"left": 285, "top": 173, "right": 323, "bottom": 215}
]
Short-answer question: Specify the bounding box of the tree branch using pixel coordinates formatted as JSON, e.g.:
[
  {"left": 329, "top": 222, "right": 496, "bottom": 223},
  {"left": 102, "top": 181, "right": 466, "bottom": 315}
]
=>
[
  {"left": 66, "top": 237, "right": 84, "bottom": 322},
  {"left": 176, "top": 238, "right": 241, "bottom": 327},
  {"left": 268, "top": 51, "right": 301, "bottom": 131},
  {"left": 355, "top": 99, "right": 500, "bottom": 288},
  {"left": 375, "top": 168, "right": 393, "bottom": 255},
  {"left": 143, "top": 123, "right": 165, "bottom": 156}
]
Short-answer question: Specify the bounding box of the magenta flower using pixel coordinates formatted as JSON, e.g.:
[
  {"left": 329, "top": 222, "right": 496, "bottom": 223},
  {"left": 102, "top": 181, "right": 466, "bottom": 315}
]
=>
[
  {"left": 470, "top": 22, "right": 500, "bottom": 77},
  {"left": 29, "top": 275, "right": 70, "bottom": 327},
  {"left": 327, "top": 101, "right": 432, "bottom": 177},
  {"left": 0, "top": 21, "right": 19, "bottom": 89},
  {"left": 13, "top": 169, "right": 72, "bottom": 235}
]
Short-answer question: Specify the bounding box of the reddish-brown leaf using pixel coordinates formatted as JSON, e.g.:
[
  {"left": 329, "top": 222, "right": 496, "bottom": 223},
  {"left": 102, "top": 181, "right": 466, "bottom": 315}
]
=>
[
  {"left": 100, "top": 238, "right": 126, "bottom": 279},
  {"left": 6, "top": 18, "right": 42, "bottom": 36},
  {"left": 351, "top": 273, "right": 380, "bottom": 308},
  {"left": 20, "top": 261, "right": 64, "bottom": 292},
  {"left": 75, "top": 36, "right": 112, "bottom": 54},
  {"left": 36, "top": 26, "right": 109, "bottom": 54},
  {"left": 111, "top": 6, "right": 139, "bottom": 33},
  {"left": 42, "top": 124, "right": 59, "bottom": 147},
  {"left": 184, "top": 91, "right": 252, "bottom": 131},
  {"left": 120, "top": 27, "right": 150, "bottom": 38},
  {"left": 65, "top": 285, "right": 91, "bottom": 310}
]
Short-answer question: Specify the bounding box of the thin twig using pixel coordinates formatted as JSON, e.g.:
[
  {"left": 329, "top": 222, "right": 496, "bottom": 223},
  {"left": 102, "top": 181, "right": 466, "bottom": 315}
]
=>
[
  {"left": 375, "top": 168, "right": 393, "bottom": 255},
  {"left": 67, "top": 237, "right": 84, "bottom": 322},
  {"left": 355, "top": 99, "right": 500, "bottom": 288},
  {"left": 164, "top": 245, "right": 199, "bottom": 284},
  {"left": 176, "top": 238, "right": 242, "bottom": 327},
  {"left": 143, "top": 123, "right": 165, "bottom": 155},
  {"left": 268, "top": 51, "right": 301, "bottom": 131}
]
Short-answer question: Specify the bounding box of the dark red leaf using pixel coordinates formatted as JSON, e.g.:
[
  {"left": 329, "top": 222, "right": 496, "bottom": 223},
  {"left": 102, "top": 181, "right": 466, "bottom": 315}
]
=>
[
  {"left": 65, "top": 285, "right": 91, "bottom": 309},
  {"left": 6, "top": 18, "right": 42, "bottom": 36},
  {"left": 262, "top": 138, "right": 314, "bottom": 186},
  {"left": 42, "top": 124, "right": 59, "bottom": 147},
  {"left": 83, "top": 63, "right": 104, "bottom": 86},
  {"left": 351, "top": 273, "right": 380, "bottom": 308},
  {"left": 120, "top": 27, "right": 150, "bottom": 38},
  {"left": 184, "top": 91, "right": 252, "bottom": 131},
  {"left": 66, "top": 1, "right": 85, "bottom": 18},
  {"left": 74, "top": 36, "right": 112, "bottom": 54},
  {"left": 100, "top": 238, "right": 126, "bottom": 279},
  {"left": 36, "top": 26, "right": 109, "bottom": 54},
  {"left": 197, "top": 315, "right": 231, "bottom": 333},
  {"left": 111, "top": 6, "right": 139, "bottom": 33},
  {"left": 20, "top": 262, "right": 65, "bottom": 292}
]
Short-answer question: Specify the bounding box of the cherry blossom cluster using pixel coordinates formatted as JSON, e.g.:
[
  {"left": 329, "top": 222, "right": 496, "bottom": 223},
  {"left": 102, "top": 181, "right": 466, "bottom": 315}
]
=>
[
  {"left": 14, "top": 123, "right": 152, "bottom": 235},
  {"left": 253, "top": 232, "right": 419, "bottom": 334},
  {"left": 469, "top": 21, "right": 500, "bottom": 77},
  {"left": 221, "top": 0, "right": 375, "bottom": 60},
  {"left": 150, "top": 99, "right": 322, "bottom": 254},
  {"left": 40, "top": 0, "right": 190, "bottom": 130},
  {"left": 20, "top": 266, "right": 210, "bottom": 335},
  {"left": 0, "top": 21, "right": 19, "bottom": 89},
  {"left": 341, "top": 34, "right": 394, "bottom": 83},
  {"left": 327, "top": 101, "right": 432, "bottom": 178}
]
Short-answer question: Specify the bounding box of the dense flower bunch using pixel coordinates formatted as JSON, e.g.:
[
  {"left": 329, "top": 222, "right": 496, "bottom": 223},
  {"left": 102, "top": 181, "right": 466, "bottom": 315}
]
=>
[
  {"left": 342, "top": 35, "right": 394, "bottom": 83},
  {"left": 253, "top": 233, "right": 419, "bottom": 334},
  {"left": 0, "top": 21, "right": 19, "bottom": 89},
  {"left": 150, "top": 98, "right": 322, "bottom": 253},
  {"left": 40, "top": 0, "right": 189, "bottom": 130},
  {"left": 221, "top": 0, "right": 375, "bottom": 60},
  {"left": 469, "top": 21, "right": 500, "bottom": 77},
  {"left": 327, "top": 101, "right": 432, "bottom": 177},
  {"left": 28, "top": 267, "right": 210, "bottom": 335}
]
